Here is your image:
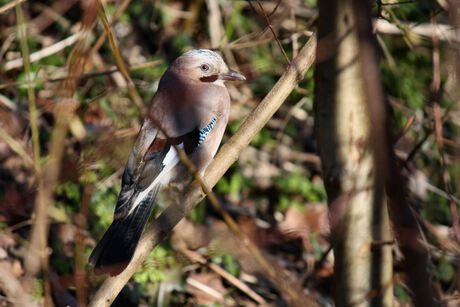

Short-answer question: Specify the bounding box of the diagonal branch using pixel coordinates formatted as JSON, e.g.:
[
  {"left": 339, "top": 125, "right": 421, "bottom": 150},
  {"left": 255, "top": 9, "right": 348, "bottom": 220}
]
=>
[{"left": 88, "top": 33, "right": 317, "bottom": 307}]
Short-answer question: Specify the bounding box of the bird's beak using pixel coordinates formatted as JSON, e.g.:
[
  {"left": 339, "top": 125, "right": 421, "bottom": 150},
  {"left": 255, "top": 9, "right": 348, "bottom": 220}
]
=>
[{"left": 219, "top": 69, "right": 246, "bottom": 81}]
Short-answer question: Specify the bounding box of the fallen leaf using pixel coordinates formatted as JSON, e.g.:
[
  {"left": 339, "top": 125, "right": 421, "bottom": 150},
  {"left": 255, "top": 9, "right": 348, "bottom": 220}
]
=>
[{"left": 186, "top": 272, "right": 226, "bottom": 306}]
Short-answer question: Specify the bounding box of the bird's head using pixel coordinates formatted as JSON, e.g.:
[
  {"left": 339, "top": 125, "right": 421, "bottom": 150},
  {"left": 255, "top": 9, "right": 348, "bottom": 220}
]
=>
[{"left": 171, "top": 49, "right": 245, "bottom": 86}]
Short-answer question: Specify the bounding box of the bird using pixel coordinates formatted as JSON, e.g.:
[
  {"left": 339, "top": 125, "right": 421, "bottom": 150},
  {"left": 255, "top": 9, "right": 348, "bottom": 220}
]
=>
[{"left": 89, "top": 49, "right": 245, "bottom": 275}]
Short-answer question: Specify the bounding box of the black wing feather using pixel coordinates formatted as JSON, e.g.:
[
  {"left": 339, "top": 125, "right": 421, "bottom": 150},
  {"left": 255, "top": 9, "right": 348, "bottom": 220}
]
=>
[{"left": 89, "top": 118, "right": 217, "bottom": 275}]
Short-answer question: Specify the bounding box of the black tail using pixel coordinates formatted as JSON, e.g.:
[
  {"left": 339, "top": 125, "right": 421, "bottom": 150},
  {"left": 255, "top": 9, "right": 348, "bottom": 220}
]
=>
[{"left": 89, "top": 189, "right": 159, "bottom": 276}]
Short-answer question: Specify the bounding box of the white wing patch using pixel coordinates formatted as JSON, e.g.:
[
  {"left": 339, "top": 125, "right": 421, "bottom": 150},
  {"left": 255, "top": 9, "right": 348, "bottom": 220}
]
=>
[{"left": 129, "top": 143, "right": 184, "bottom": 214}]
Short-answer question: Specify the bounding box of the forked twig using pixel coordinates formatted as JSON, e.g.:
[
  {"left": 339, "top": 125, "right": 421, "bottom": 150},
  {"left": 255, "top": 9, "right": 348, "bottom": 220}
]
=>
[{"left": 254, "top": 0, "right": 291, "bottom": 64}]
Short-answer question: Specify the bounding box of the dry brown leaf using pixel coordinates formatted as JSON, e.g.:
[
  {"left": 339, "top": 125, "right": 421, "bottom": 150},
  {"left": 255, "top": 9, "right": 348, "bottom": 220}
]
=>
[
  {"left": 278, "top": 204, "right": 329, "bottom": 251},
  {"left": 186, "top": 272, "right": 226, "bottom": 306}
]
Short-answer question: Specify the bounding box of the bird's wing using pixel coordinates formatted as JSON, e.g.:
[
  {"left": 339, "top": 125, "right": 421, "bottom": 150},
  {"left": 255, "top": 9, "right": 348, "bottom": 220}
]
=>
[
  {"left": 114, "top": 115, "right": 218, "bottom": 218},
  {"left": 89, "top": 115, "right": 218, "bottom": 273}
]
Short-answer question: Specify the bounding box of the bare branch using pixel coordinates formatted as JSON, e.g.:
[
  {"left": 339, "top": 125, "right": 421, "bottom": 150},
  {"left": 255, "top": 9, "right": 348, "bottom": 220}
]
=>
[
  {"left": 0, "top": 0, "right": 26, "bottom": 15},
  {"left": 375, "top": 18, "right": 459, "bottom": 43},
  {"left": 3, "top": 32, "right": 83, "bottom": 71}
]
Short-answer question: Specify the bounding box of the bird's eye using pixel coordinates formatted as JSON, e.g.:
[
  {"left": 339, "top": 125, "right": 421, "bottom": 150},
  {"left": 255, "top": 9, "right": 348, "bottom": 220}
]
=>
[{"left": 200, "top": 64, "right": 210, "bottom": 71}]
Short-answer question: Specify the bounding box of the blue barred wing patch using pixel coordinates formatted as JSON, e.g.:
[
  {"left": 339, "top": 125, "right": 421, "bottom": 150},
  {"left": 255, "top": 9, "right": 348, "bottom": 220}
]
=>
[{"left": 198, "top": 117, "right": 217, "bottom": 146}]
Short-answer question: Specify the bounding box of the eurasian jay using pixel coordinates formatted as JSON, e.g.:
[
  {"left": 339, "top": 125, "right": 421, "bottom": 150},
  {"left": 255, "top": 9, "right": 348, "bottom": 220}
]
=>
[{"left": 89, "top": 49, "right": 245, "bottom": 275}]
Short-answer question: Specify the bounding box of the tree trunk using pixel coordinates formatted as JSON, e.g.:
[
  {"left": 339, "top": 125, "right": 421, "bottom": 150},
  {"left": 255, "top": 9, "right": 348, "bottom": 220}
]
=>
[{"left": 314, "top": 1, "right": 393, "bottom": 306}]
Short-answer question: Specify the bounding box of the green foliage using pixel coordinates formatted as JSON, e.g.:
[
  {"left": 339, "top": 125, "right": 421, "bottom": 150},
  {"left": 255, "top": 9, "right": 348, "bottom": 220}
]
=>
[
  {"left": 212, "top": 252, "right": 240, "bottom": 277},
  {"left": 274, "top": 173, "right": 326, "bottom": 201},
  {"left": 17, "top": 64, "right": 42, "bottom": 94},
  {"left": 56, "top": 182, "right": 80, "bottom": 204},
  {"left": 224, "top": 2, "right": 246, "bottom": 40},
  {"left": 250, "top": 128, "right": 276, "bottom": 147},
  {"left": 310, "top": 232, "right": 323, "bottom": 261},
  {"left": 172, "top": 34, "right": 194, "bottom": 53},
  {"left": 228, "top": 119, "right": 243, "bottom": 134},
  {"left": 216, "top": 171, "right": 251, "bottom": 198},
  {"left": 89, "top": 185, "right": 119, "bottom": 236},
  {"left": 394, "top": 284, "right": 408, "bottom": 302},
  {"left": 133, "top": 244, "right": 176, "bottom": 284},
  {"left": 31, "top": 279, "right": 44, "bottom": 302},
  {"left": 381, "top": 45, "right": 432, "bottom": 111},
  {"left": 421, "top": 193, "right": 451, "bottom": 225},
  {"left": 388, "top": 0, "right": 438, "bottom": 22},
  {"left": 277, "top": 195, "right": 303, "bottom": 212},
  {"left": 131, "top": 60, "right": 168, "bottom": 81},
  {"left": 80, "top": 169, "right": 98, "bottom": 184},
  {"left": 188, "top": 199, "right": 207, "bottom": 224},
  {"left": 40, "top": 53, "right": 65, "bottom": 66},
  {"left": 51, "top": 256, "right": 72, "bottom": 275},
  {"left": 55, "top": 182, "right": 81, "bottom": 216},
  {"left": 435, "top": 257, "right": 455, "bottom": 284}
]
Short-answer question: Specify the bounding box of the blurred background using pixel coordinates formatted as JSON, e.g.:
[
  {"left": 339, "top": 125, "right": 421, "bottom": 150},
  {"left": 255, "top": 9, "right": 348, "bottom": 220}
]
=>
[{"left": 0, "top": 0, "right": 458, "bottom": 306}]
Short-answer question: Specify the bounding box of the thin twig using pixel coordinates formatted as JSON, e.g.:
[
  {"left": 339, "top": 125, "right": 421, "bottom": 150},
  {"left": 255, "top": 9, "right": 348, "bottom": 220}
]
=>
[
  {"left": 205, "top": 0, "right": 223, "bottom": 49},
  {"left": 379, "top": 0, "right": 416, "bottom": 6},
  {"left": 88, "top": 33, "right": 317, "bottom": 307},
  {"left": 3, "top": 32, "right": 83, "bottom": 71},
  {"left": 274, "top": 97, "right": 309, "bottom": 146},
  {"left": 186, "top": 278, "right": 224, "bottom": 301},
  {"left": 75, "top": 181, "right": 94, "bottom": 307},
  {"left": 0, "top": 60, "right": 163, "bottom": 90},
  {"left": 29, "top": 0, "right": 77, "bottom": 34},
  {"left": 180, "top": 248, "right": 266, "bottom": 304},
  {"left": 0, "top": 125, "right": 34, "bottom": 168},
  {"left": 394, "top": 114, "right": 415, "bottom": 144},
  {"left": 430, "top": 13, "right": 460, "bottom": 245},
  {"left": 16, "top": 2, "right": 51, "bottom": 303},
  {"left": 96, "top": 0, "right": 146, "bottom": 115},
  {"left": 255, "top": 0, "right": 291, "bottom": 64},
  {"left": 88, "top": 0, "right": 131, "bottom": 62},
  {"left": 0, "top": 0, "right": 26, "bottom": 15},
  {"left": 375, "top": 18, "right": 458, "bottom": 43},
  {"left": 15, "top": 2, "right": 41, "bottom": 175}
]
